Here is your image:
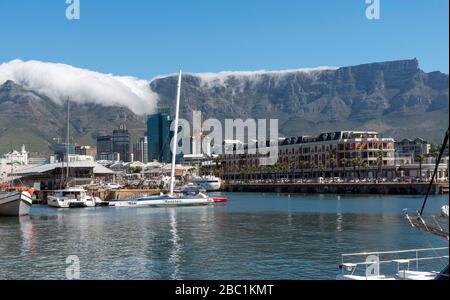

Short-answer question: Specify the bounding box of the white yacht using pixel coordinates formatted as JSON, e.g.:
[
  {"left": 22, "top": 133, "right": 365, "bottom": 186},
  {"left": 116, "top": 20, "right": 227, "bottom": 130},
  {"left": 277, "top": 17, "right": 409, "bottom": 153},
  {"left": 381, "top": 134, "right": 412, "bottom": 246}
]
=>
[
  {"left": 0, "top": 190, "right": 33, "bottom": 216},
  {"left": 190, "top": 175, "right": 222, "bottom": 191},
  {"left": 109, "top": 192, "right": 227, "bottom": 207},
  {"left": 47, "top": 187, "right": 98, "bottom": 208}
]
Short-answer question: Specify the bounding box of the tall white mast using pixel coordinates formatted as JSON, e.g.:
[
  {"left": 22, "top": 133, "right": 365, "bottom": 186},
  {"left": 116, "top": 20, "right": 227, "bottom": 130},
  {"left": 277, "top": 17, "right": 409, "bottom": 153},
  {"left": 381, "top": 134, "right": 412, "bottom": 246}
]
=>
[
  {"left": 169, "top": 70, "right": 182, "bottom": 195},
  {"left": 66, "top": 97, "right": 70, "bottom": 185}
]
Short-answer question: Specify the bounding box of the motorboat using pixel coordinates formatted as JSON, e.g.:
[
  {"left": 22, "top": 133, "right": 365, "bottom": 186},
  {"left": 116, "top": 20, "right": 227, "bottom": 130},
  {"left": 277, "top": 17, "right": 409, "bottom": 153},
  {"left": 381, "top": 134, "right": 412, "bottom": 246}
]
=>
[
  {"left": 189, "top": 175, "right": 222, "bottom": 191},
  {"left": 47, "top": 187, "right": 99, "bottom": 208}
]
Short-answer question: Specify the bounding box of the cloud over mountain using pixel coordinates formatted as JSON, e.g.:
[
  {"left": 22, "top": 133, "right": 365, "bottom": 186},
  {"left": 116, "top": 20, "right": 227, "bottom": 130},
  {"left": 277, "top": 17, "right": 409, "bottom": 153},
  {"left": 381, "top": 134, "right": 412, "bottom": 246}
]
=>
[{"left": 0, "top": 59, "right": 158, "bottom": 115}]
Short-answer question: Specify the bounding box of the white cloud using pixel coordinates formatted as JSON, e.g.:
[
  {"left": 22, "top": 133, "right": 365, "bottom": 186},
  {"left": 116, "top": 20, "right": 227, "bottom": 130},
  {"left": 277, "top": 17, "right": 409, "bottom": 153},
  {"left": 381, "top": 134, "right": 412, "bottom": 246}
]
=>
[
  {"left": 154, "top": 66, "right": 338, "bottom": 89},
  {"left": 0, "top": 59, "right": 158, "bottom": 115}
]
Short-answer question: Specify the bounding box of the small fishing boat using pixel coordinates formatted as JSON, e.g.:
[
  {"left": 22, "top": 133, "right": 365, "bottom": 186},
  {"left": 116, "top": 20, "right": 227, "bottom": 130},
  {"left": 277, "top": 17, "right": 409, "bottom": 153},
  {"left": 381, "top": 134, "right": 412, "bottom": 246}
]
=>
[{"left": 0, "top": 186, "right": 33, "bottom": 216}]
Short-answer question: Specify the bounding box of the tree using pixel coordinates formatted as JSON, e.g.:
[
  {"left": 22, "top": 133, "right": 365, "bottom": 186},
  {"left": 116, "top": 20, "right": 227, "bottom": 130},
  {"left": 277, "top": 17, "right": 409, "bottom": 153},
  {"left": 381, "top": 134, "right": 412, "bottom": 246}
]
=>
[
  {"left": 318, "top": 163, "right": 325, "bottom": 178},
  {"left": 362, "top": 161, "right": 369, "bottom": 178},
  {"left": 308, "top": 161, "right": 317, "bottom": 178},
  {"left": 416, "top": 154, "right": 424, "bottom": 179},
  {"left": 329, "top": 151, "right": 337, "bottom": 181},
  {"left": 351, "top": 157, "right": 358, "bottom": 179},
  {"left": 340, "top": 158, "right": 347, "bottom": 180},
  {"left": 129, "top": 166, "right": 142, "bottom": 174},
  {"left": 289, "top": 158, "right": 297, "bottom": 181},
  {"left": 299, "top": 159, "right": 306, "bottom": 180},
  {"left": 376, "top": 150, "right": 385, "bottom": 180}
]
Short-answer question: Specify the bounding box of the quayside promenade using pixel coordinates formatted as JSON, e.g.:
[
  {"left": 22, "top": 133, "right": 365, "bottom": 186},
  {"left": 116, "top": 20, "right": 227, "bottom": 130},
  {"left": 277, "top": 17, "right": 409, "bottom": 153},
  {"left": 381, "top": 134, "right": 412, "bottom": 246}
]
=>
[{"left": 224, "top": 182, "right": 449, "bottom": 195}]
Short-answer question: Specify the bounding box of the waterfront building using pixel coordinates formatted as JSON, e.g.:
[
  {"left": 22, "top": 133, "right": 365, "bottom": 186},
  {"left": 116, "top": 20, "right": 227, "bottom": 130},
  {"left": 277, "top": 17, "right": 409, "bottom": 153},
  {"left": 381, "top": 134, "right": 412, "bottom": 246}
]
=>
[
  {"left": 75, "top": 145, "right": 97, "bottom": 157},
  {"left": 3, "top": 144, "right": 28, "bottom": 165},
  {"left": 221, "top": 130, "right": 396, "bottom": 180},
  {"left": 97, "top": 135, "right": 113, "bottom": 154},
  {"left": 133, "top": 136, "right": 148, "bottom": 163},
  {"left": 28, "top": 157, "right": 49, "bottom": 165},
  {"left": 12, "top": 160, "right": 115, "bottom": 190},
  {"left": 50, "top": 142, "right": 77, "bottom": 162},
  {"left": 395, "top": 138, "right": 431, "bottom": 162},
  {"left": 147, "top": 110, "right": 173, "bottom": 163},
  {"left": 113, "top": 125, "right": 131, "bottom": 162}
]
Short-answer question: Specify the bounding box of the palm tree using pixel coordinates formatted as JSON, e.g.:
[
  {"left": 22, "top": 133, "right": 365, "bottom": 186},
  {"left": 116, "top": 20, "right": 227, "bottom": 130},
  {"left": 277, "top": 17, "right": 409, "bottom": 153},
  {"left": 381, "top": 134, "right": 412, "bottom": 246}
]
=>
[
  {"left": 340, "top": 158, "right": 347, "bottom": 181},
  {"left": 308, "top": 161, "right": 317, "bottom": 179},
  {"left": 329, "top": 151, "right": 337, "bottom": 181},
  {"left": 289, "top": 158, "right": 297, "bottom": 181},
  {"left": 351, "top": 157, "right": 358, "bottom": 179},
  {"left": 376, "top": 150, "right": 385, "bottom": 179},
  {"left": 299, "top": 159, "right": 306, "bottom": 181},
  {"left": 356, "top": 155, "right": 363, "bottom": 179},
  {"left": 416, "top": 154, "right": 424, "bottom": 179},
  {"left": 362, "top": 161, "right": 369, "bottom": 178},
  {"left": 318, "top": 163, "right": 325, "bottom": 178}
]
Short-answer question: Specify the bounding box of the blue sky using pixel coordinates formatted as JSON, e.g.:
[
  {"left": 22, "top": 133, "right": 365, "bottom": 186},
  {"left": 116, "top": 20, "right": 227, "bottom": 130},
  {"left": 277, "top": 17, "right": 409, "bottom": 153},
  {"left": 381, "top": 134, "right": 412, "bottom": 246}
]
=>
[{"left": 0, "top": 0, "right": 448, "bottom": 79}]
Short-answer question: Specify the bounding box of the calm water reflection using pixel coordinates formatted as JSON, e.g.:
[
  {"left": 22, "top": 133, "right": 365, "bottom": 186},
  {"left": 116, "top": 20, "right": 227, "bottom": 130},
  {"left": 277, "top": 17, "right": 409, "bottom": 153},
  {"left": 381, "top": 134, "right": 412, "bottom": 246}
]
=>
[{"left": 0, "top": 193, "right": 448, "bottom": 279}]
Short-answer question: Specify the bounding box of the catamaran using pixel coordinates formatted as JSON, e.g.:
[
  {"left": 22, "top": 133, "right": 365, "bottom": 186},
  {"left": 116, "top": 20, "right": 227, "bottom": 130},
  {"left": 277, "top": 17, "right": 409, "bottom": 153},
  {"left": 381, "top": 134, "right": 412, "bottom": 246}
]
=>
[
  {"left": 47, "top": 187, "right": 98, "bottom": 208},
  {"left": 109, "top": 71, "right": 228, "bottom": 208},
  {"left": 47, "top": 99, "right": 105, "bottom": 209}
]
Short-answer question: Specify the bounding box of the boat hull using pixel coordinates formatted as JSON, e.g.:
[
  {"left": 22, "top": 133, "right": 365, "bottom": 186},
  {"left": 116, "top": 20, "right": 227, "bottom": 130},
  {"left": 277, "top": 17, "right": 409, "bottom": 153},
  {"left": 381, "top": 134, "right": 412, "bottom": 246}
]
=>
[
  {"left": 109, "top": 195, "right": 215, "bottom": 207},
  {"left": 0, "top": 191, "right": 32, "bottom": 216},
  {"left": 47, "top": 197, "right": 96, "bottom": 208}
]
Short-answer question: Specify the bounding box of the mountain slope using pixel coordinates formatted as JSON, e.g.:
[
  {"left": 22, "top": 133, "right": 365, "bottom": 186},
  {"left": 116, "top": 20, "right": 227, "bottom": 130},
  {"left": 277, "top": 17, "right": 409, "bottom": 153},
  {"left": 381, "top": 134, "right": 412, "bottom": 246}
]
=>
[
  {"left": 0, "top": 80, "right": 146, "bottom": 154},
  {"left": 0, "top": 58, "right": 448, "bottom": 155},
  {"left": 151, "top": 59, "right": 449, "bottom": 142}
]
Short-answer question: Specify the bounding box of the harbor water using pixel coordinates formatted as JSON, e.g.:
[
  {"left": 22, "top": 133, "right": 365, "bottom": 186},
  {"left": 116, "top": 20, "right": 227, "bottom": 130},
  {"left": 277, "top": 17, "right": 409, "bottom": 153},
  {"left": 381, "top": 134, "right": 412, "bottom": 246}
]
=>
[{"left": 0, "top": 193, "right": 448, "bottom": 279}]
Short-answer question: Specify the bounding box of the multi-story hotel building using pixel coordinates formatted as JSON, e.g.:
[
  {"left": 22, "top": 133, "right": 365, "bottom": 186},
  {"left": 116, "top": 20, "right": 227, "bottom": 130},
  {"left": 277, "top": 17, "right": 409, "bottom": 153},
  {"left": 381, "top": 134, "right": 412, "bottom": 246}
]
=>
[{"left": 221, "top": 130, "right": 396, "bottom": 179}]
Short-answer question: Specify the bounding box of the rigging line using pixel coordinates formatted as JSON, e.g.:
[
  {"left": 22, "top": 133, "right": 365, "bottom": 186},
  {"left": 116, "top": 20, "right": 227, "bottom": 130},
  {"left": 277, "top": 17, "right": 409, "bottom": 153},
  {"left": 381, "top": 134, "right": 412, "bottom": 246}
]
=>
[{"left": 420, "top": 127, "right": 449, "bottom": 216}]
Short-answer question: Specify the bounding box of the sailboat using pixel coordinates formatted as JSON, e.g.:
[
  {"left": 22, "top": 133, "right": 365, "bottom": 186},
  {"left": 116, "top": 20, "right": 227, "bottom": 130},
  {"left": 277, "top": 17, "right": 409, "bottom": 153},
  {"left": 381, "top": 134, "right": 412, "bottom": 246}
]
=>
[
  {"left": 47, "top": 98, "right": 100, "bottom": 208},
  {"left": 109, "top": 71, "right": 227, "bottom": 208}
]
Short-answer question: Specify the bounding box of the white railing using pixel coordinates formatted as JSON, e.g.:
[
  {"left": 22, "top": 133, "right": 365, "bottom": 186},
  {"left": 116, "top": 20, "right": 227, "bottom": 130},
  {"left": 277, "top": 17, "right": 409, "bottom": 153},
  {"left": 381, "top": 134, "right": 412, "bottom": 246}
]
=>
[{"left": 339, "top": 247, "right": 449, "bottom": 279}]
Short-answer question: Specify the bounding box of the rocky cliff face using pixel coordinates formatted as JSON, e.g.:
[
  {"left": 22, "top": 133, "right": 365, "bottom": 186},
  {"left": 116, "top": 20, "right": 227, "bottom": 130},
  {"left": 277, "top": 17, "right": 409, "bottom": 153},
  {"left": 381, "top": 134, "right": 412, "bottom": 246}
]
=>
[
  {"left": 0, "top": 59, "right": 448, "bottom": 154},
  {"left": 151, "top": 59, "right": 449, "bottom": 141}
]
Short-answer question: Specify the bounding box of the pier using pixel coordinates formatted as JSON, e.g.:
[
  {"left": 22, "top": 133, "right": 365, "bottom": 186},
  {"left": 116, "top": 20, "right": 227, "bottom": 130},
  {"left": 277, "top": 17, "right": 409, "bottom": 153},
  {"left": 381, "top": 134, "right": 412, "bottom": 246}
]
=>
[{"left": 224, "top": 182, "right": 449, "bottom": 195}]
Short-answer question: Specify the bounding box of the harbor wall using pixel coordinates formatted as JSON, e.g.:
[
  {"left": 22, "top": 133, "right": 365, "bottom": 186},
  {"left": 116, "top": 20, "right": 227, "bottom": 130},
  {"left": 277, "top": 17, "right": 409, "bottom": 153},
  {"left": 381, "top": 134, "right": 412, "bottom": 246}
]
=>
[{"left": 224, "top": 183, "right": 449, "bottom": 195}]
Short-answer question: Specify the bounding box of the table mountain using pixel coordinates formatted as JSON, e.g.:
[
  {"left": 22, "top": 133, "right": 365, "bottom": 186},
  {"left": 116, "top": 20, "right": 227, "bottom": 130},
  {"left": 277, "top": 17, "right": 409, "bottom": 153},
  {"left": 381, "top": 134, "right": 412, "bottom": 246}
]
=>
[{"left": 0, "top": 58, "right": 448, "bottom": 154}]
